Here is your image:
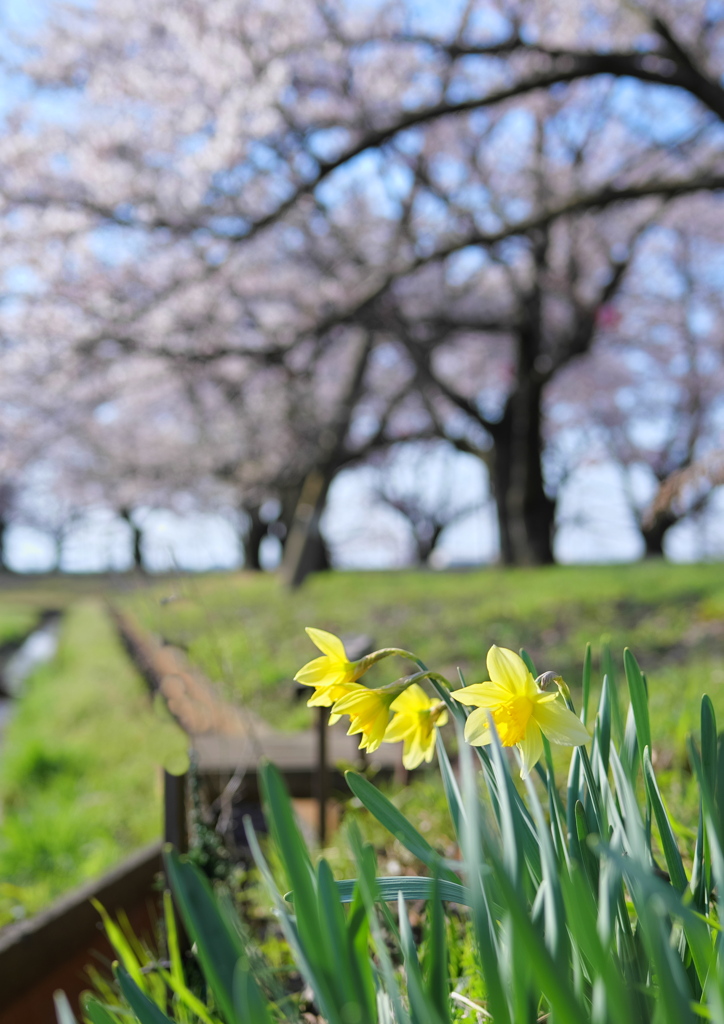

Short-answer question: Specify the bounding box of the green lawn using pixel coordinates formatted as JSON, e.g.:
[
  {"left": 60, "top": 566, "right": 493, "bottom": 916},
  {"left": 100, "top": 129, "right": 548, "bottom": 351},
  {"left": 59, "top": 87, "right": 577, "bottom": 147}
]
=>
[
  {"left": 0, "top": 600, "right": 187, "bottom": 926},
  {"left": 124, "top": 562, "right": 724, "bottom": 750}
]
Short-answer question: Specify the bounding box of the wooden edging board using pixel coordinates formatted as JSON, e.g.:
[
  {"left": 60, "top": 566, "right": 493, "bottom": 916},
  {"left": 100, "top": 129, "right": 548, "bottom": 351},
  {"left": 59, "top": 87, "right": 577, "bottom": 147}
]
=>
[{"left": 0, "top": 841, "right": 163, "bottom": 1022}]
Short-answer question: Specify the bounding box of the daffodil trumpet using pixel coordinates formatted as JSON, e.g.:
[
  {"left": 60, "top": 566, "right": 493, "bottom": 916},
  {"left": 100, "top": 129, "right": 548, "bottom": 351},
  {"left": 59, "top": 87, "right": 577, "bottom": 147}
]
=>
[
  {"left": 452, "top": 645, "right": 590, "bottom": 778},
  {"left": 331, "top": 679, "right": 413, "bottom": 753},
  {"left": 384, "top": 683, "right": 449, "bottom": 769}
]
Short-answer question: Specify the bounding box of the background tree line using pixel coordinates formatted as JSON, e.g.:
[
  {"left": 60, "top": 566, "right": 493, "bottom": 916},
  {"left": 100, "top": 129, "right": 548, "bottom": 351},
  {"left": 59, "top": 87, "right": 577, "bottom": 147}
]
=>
[{"left": 0, "top": 0, "right": 722, "bottom": 572}]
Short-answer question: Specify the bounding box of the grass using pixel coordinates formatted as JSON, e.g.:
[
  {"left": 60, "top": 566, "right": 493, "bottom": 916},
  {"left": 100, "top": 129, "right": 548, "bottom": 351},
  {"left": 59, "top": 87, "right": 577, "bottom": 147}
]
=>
[
  {"left": 0, "top": 599, "right": 187, "bottom": 926},
  {"left": 0, "top": 607, "right": 41, "bottom": 647},
  {"left": 123, "top": 562, "right": 724, "bottom": 750}
]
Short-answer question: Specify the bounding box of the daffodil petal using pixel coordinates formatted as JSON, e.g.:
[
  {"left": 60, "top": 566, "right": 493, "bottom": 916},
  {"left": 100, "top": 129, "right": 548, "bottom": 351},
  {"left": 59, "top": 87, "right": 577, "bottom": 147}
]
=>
[
  {"left": 305, "top": 627, "right": 348, "bottom": 661},
  {"left": 361, "top": 717, "right": 389, "bottom": 752},
  {"left": 403, "top": 734, "right": 425, "bottom": 770},
  {"left": 464, "top": 707, "right": 495, "bottom": 746},
  {"left": 294, "top": 656, "right": 341, "bottom": 685},
  {"left": 533, "top": 700, "right": 590, "bottom": 746},
  {"left": 332, "top": 686, "right": 371, "bottom": 713},
  {"left": 452, "top": 681, "right": 513, "bottom": 707},
  {"left": 390, "top": 683, "right": 431, "bottom": 713},
  {"left": 306, "top": 688, "right": 336, "bottom": 707},
  {"left": 384, "top": 713, "right": 412, "bottom": 742},
  {"left": 487, "top": 646, "right": 532, "bottom": 696},
  {"left": 518, "top": 721, "right": 543, "bottom": 778}
]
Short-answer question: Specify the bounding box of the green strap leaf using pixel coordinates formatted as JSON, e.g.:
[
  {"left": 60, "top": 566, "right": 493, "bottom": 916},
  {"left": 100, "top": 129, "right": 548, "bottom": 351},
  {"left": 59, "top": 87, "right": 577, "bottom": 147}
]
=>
[
  {"left": 436, "top": 730, "right": 465, "bottom": 842},
  {"left": 398, "top": 892, "right": 449, "bottom": 1024},
  {"left": 623, "top": 648, "right": 651, "bottom": 765},
  {"left": 286, "top": 876, "right": 472, "bottom": 906},
  {"left": 701, "top": 694, "right": 717, "bottom": 795},
  {"left": 92, "top": 899, "right": 145, "bottom": 993},
  {"left": 233, "top": 962, "right": 274, "bottom": 1024},
  {"left": 490, "top": 857, "right": 585, "bottom": 1024},
  {"left": 424, "top": 877, "right": 451, "bottom": 1024},
  {"left": 82, "top": 1000, "right": 117, "bottom": 1024},
  {"left": 116, "top": 968, "right": 174, "bottom": 1024},
  {"left": 345, "top": 771, "right": 459, "bottom": 883},
  {"left": 53, "top": 993, "right": 79, "bottom": 1024},
  {"left": 581, "top": 642, "right": 592, "bottom": 727},
  {"left": 163, "top": 848, "right": 244, "bottom": 1024},
  {"left": 642, "top": 747, "right": 688, "bottom": 893},
  {"left": 519, "top": 647, "right": 537, "bottom": 676}
]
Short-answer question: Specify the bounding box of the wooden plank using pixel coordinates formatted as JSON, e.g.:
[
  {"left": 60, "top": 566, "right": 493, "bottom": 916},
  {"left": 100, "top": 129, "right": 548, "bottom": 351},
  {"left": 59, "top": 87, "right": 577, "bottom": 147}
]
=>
[
  {"left": 193, "top": 727, "right": 402, "bottom": 773},
  {"left": 0, "top": 842, "right": 162, "bottom": 1015}
]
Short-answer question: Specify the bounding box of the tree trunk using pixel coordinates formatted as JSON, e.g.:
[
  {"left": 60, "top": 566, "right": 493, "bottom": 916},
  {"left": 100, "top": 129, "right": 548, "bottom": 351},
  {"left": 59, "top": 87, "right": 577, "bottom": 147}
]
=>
[
  {"left": 0, "top": 518, "right": 7, "bottom": 572},
  {"left": 53, "top": 533, "right": 63, "bottom": 573},
  {"left": 280, "top": 470, "right": 332, "bottom": 587},
  {"left": 278, "top": 480, "right": 330, "bottom": 574},
  {"left": 641, "top": 508, "right": 677, "bottom": 558},
  {"left": 120, "top": 507, "right": 145, "bottom": 571},
  {"left": 414, "top": 523, "right": 444, "bottom": 565},
  {"left": 490, "top": 381, "right": 556, "bottom": 566},
  {"left": 242, "top": 505, "right": 266, "bottom": 570}
]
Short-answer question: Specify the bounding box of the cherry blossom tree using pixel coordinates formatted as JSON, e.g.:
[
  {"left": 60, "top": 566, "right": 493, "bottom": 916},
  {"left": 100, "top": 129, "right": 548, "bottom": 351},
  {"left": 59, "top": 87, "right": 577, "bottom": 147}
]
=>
[
  {"left": 1, "top": 0, "right": 724, "bottom": 568},
  {"left": 548, "top": 202, "right": 724, "bottom": 555}
]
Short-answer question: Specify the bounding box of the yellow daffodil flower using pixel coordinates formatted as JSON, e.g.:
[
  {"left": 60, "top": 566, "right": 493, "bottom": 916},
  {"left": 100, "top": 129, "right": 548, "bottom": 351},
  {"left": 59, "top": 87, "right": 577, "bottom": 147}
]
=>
[
  {"left": 384, "top": 683, "right": 449, "bottom": 769},
  {"left": 331, "top": 684, "right": 402, "bottom": 753},
  {"left": 452, "top": 645, "right": 590, "bottom": 778},
  {"left": 294, "top": 628, "right": 374, "bottom": 709}
]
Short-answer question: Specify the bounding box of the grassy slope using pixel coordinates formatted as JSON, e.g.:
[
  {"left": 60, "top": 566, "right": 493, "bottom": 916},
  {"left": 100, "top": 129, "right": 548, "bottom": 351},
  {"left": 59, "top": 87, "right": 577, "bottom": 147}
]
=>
[
  {"left": 0, "top": 600, "right": 187, "bottom": 926},
  {"left": 125, "top": 562, "right": 724, "bottom": 749}
]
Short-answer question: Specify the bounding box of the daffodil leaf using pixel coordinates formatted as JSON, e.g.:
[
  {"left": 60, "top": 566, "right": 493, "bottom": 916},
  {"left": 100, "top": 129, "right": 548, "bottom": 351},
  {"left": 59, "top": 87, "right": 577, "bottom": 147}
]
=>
[
  {"left": 53, "top": 993, "right": 79, "bottom": 1024},
  {"left": 163, "top": 848, "right": 244, "bottom": 1024},
  {"left": 344, "top": 771, "right": 459, "bottom": 883},
  {"left": 643, "top": 746, "right": 688, "bottom": 893},
  {"left": 519, "top": 647, "right": 537, "bottom": 676},
  {"left": 82, "top": 1000, "right": 116, "bottom": 1024},
  {"left": 399, "top": 891, "right": 450, "bottom": 1024},
  {"left": 352, "top": 876, "right": 469, "bottom": 905},
  {"left": 594, "top": 673, "right": 612, "bottom": 784},
  {"left": 435, "top": 729, "right": 465, "bottom": 841},
  {"left": 115, "top": 967, "right": 174, "bottom": 1024},
  {"left": 233, "top": 961, "right": 274, "bottom": 1024},
  {"left": 285, "top": 876, "right": 472, "bottom": 906},
  {"left": 700, "top": 694, "right": 717, "bottom": 799},
  {"left": 581, "top": 642, "right": 592, "bottom": 727},
  {"left": 623, "top": 647, "right": 650, "bottom": 765},
  {"left": 423, "top": 876, "right": 451, "bottom": 1024}
]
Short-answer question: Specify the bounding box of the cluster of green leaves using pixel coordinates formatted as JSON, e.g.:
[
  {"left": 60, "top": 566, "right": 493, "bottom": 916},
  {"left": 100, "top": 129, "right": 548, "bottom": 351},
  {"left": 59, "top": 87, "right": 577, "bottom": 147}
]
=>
[
  {"left": 64, "top": 640, "right": 724, "bottom": 1024},
  {"left": 0, "top": 600, "right": 187, "bottom": 925}
]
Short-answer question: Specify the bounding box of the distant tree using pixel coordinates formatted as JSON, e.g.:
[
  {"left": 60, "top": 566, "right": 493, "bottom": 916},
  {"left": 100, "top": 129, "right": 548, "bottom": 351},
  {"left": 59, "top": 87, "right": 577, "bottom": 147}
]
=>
[
  {"left": 643, "top": 450, "right": 724, "bottom": 548},
  {"left": 0, "top": 482, "right": 16, "bottom": 572},
  {"left": 548, "top": 205, "right": 724, "bottom": 556},
  {"left": 371, "top": 443, "right": 486, "bottom": 565}
]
